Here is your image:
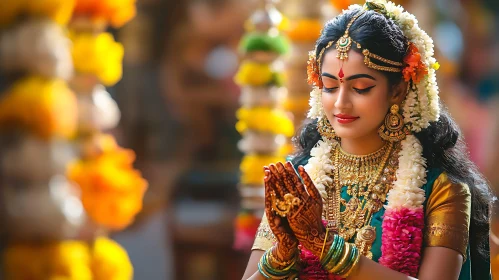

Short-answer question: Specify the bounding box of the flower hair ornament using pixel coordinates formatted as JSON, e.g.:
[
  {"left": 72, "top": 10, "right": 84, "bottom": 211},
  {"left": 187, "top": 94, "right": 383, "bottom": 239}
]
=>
[
  {"left": 307, "top": 0, "right": 440, "bottom": 133},
  {"left": 301, "top": 0, "right": 442, "bottom": 277}
]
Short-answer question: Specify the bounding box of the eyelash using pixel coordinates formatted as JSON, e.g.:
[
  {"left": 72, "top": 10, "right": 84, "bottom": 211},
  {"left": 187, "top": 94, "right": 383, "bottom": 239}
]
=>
[{"left": 323, "top": 85, "right": 376, "bottom": 94}]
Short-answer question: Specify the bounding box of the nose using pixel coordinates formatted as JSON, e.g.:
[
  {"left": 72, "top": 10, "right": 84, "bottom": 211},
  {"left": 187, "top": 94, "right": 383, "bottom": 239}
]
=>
[{"left": 334, "top": 86, "right": 352, "bottom": 110}]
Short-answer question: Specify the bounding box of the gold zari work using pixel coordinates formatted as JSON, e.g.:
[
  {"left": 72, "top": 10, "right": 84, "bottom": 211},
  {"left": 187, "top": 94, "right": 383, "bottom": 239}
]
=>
[{"left": 325, "top": 142, "right": 400, "bottom": 259}]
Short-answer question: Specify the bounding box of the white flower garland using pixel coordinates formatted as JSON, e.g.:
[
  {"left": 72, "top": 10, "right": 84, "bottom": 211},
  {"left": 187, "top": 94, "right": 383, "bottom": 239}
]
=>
[
  {"left": 308, "top": 0, "right": 440, "bottom": 132},
  {"left": 304, "top": 134, "right": 427, "bottom": 209},
  {"left": 385, "top": 134, "right": 426, "bottom": 209}
]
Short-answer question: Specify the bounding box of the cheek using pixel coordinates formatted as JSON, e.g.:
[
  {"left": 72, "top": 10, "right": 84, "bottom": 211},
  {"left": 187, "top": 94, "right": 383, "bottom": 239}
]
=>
[
  {"left": 321, "top": 92, "right": 336, "bottom": 111},
  {"left": 360, "top": 94, "right": 390, "bottom": 122}
]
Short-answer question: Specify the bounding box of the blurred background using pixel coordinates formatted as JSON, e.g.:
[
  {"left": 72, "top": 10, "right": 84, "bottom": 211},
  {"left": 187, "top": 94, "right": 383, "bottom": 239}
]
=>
[{"left": 0, "top": 0, "right": 498, "bottom": 279}]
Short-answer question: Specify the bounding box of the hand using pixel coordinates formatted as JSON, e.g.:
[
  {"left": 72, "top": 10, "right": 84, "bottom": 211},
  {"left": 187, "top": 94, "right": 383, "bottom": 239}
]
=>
[
  {"left": 263, "top": 166, "right": 298, "bottom": 265},
  {"left": 268, "top": 162, "right": 332, "bottom": 257}
]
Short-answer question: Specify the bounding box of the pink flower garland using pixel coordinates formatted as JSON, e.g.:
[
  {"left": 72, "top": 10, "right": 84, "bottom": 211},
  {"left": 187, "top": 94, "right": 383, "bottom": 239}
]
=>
[
  {"left": 379, "top": 208, "right": 425, "bottom": 277},
  {"left": 299, "top": 208, "right": 425, "bottom": 278}
]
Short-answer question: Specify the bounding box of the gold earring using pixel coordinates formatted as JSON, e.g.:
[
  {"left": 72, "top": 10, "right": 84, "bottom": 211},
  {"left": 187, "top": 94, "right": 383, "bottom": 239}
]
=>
[
  {"left": 378, "top": 104, "right": 409, "bottom": 142},
  {"left": 317, "top": 117, "right": 339, "bottom": 141}
]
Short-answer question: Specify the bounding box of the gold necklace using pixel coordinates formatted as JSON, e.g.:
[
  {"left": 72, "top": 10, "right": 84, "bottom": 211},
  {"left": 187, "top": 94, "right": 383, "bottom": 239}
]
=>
[{"left": 325, "top": 142, "right": 400, "bottom": 259}]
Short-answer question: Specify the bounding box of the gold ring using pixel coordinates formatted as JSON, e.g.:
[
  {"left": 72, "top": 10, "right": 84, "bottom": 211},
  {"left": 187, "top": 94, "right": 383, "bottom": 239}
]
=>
[{"left": 271, "top": 192, "right": 301, "bottom": 217}]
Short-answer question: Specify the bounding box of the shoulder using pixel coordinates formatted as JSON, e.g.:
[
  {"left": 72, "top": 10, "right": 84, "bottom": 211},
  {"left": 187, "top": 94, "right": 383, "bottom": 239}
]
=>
[
  {"left": 425, "top": 171, "right": 471, "bottom": 210},
  {"left": 423, "top": 170, "right": 471, "bottom": 258}
]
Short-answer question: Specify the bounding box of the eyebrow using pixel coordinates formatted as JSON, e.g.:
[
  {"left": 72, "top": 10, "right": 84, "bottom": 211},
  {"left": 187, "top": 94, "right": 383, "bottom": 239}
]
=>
[{"left": 321, "top": 72, "right": 377, "bottom": 81}]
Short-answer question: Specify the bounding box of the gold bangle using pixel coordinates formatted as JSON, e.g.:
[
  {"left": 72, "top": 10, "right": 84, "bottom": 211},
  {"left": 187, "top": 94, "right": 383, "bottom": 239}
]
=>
[
  {"left": 340, "top": 249, "right": 361, "bottom": 278},
  {"left": 319, "top": 226, "right": 330, "bottom": 260},
  {"left": 329, "top": 242, "right": 352, "bottom": 274},
  {"left": 268, "top": 247, "right": 296, "bottom": 268}
]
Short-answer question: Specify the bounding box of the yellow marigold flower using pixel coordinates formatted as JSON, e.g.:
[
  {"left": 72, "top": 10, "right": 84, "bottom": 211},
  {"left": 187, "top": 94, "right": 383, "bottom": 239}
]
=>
[
  {"left": 240, "top": 154, "right": 285, "bottom": 185},
  {"left": 67, "top": 136, "right": 148, "bottom": 230},
  {"left": 70, "top": 32, "right": 124, "bottom": 86},
  {"left": 432, "top": 61, "right": 440, "bottom": 70},
  {"left": 0, "top": 76, "right": 78, "bottom": 139},
  {"left": 3, "top": 241, "right": 92, "bottom": 280},
  {"left": 236, "top": 107, "right": 294, "bottom": 137},
  {"left": 91, "top": 237, "right": 133, "bottom": 280},
  {"left": 74, "top": 0, "right": 136, "bottom": 28},
  {"left": 48, "top": 242, "right": 92, "bottom": 279},
  {"left": 235, "top": 62, "right": 273, "bottom": 86}
]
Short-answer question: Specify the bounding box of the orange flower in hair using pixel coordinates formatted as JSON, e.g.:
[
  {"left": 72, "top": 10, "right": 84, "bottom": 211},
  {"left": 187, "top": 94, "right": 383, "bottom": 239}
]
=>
[
  {"left": 402, "top": 42, "right": 428, "bottom": 84},
  {"left": 307, "top": 52, "right": 323, "bottom": 88}
]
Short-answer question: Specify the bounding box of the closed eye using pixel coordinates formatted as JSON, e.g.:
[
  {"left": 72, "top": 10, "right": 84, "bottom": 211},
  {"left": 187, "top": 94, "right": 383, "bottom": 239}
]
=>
[
  {"left": 353, "top": 85, "right": 376, "bottom": 94},
  {"left": 323, "top": 86, "right": 338, "bottom": 93}
]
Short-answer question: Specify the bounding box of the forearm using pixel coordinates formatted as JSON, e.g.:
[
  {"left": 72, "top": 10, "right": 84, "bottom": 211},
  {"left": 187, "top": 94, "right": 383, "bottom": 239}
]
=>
[
  {"left": 245, "top": 271, "right": 267, "bottom": 280},
  {"left": 347, "top": 256, "right": 416, "bottom": 280}
]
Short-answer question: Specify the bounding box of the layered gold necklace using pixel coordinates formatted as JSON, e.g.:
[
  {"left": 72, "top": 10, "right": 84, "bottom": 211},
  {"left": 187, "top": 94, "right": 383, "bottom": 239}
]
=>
[{"left": 324, "top": 142, "right": 400, "bottom": 259}]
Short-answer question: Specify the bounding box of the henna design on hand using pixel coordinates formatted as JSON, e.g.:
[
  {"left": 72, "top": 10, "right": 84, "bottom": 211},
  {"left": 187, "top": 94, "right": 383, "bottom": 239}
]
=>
[
  {"left": 264, "top": 166, "right": 298, "bottom": 263},
  {"left": 272, "top": 163, "right": 332, "bottom": 257}
]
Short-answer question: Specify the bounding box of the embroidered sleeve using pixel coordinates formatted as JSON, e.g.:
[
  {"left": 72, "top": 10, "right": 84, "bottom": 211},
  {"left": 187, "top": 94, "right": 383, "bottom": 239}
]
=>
[
  {"left": 251, "top": 213, "right": 276, "bottom": 251},
  {"left": 424, "top": 172, "right": 471, "bottom": 258}
]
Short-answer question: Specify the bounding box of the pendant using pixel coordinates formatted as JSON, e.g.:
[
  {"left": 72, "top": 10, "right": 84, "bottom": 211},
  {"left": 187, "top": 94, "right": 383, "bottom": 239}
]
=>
[{"left": 355, "top": 225, "right": 376, "bottom": 259}]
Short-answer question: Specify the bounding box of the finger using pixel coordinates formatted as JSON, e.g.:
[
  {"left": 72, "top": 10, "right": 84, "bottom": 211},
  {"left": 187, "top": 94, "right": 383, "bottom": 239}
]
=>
[
  {"left": 269, "top": 164, "right": 289, "bottom": 197},
  {"left": 285, "top": 162, "right": 309, "bottom": 199},
  {"left": 298, "top": 166, "right": 322, "bottom": 201},
  {"left": 277, "top": 162, "right": 297, "bottom": 194},
  {"left": 263, "top": 168, "right": 270, "bottom": 183},
  {"left": 264, "top": 183, "right": 278, "bottom": 229}
]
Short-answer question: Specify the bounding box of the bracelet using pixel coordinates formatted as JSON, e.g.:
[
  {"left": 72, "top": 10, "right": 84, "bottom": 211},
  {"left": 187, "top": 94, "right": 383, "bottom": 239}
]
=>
[
  {"left": 322, "top": 235, "right": 345, "bottom": 271},
  {"left": 338, "top": 245, "right": 360, "bottom": 278},
  {"left": 328, "top": 242, "right": 352, "bottom": 274},
  {"left": 258, "top": 248, "right": 296, "bottom": 279},
  {"left": 268, "top": 247, "right": 296, "bottom": 268},
  {"left": 320, "top": 234, "right": 338, "bottom": 264},
  {"left": 319, "top": 226, "right": 330, "bottom": 260}
]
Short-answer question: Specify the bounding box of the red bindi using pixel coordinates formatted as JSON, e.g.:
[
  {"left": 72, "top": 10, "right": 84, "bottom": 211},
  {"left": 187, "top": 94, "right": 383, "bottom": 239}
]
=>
[{"left": 339, "top": 67, "right": 344, "bottom": 83}]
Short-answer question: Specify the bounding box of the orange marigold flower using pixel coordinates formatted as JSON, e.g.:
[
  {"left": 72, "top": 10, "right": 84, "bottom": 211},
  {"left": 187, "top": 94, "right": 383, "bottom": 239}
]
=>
[
  {"left": 402, "top": 43, "right": 428, "bottom": 84},
  {"left": 307, "top": 54, "right": 322, "bottom": 88}
]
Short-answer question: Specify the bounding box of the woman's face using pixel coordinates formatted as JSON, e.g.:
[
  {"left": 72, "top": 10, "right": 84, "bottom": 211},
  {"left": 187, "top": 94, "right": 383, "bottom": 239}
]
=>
[{"left": 320, "top": 49, "right": 396, "bottom": 141}]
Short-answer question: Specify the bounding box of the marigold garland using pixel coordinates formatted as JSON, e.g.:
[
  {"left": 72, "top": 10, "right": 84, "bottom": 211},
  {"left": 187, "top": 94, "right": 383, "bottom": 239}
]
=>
[
  {"left": 91, "top": 237, "right": 133, "bottom": 280},
  {"left": 234, "top": 61, "right": 285, "bottom": 87},
  {"left": 67, "top": 134, "right": 148, "bottom": 230},
  {"left": 0, "top": 76, "right": 78, "bottom": 139},
  {"left": 73, "top": 0, "right": 136, "bottom": 28},
  {"left": 240, "top": 154, "right": 285, "bottom": 185},
  {"left": 236, "top": 107, "right": 294, "bottom": 137},
  {"left": 286, "top": 19, "right": 323, "bottom": 42},
  {"left": 70, "top": 31, "right": 124, "bottom": 86},
  {"left": 3, "top": 237, "right": 132, "bottom": 280}
]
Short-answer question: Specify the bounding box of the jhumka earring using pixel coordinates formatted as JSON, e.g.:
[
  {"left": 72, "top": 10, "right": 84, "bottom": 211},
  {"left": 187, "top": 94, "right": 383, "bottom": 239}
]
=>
[
  {"left": 378, "top": 104, "right": 409, "bottom": 142},
  {"left": 317, "top": 117, "right": 339, "bottom": 141}
]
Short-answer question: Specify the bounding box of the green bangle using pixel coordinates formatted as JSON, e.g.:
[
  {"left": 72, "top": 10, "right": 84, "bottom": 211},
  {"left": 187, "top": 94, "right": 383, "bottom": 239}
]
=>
[
  {"left": 258, "top": 257, "right": 272, "bottom": 278},
  {"left": 328, "top": 242, "right": 352, "bottom": 274},
  {"left": 320, "top": 234, "right": 338, "bottom": 264},
  {"left": 262, "top": 250, "right": 294, "bottom": 277},
  {"left": 337, "top": 245, "right": 359, "bottom": 276},
  {"left": 340, "top": 246, "right": 361, "bottom": 278},
  {"left": 323, "top": 236, "right": 345, "bottom": 271}
]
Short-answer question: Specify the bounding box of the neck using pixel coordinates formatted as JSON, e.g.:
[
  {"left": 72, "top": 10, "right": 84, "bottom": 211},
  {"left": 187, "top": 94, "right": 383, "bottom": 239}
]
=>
[{"left": 339, "top": 132, "right": 386, "bottom": 155}]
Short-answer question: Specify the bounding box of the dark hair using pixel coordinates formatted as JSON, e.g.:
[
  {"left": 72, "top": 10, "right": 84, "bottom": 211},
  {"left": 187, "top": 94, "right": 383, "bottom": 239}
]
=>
[{"left": 292, "top": 8, "right": 492, "bottom": 276}]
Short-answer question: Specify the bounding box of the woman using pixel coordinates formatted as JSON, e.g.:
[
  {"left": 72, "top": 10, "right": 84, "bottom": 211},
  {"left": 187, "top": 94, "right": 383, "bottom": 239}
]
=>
[{"left": 242, "top": 1, "right": 492, "bottom": 279}]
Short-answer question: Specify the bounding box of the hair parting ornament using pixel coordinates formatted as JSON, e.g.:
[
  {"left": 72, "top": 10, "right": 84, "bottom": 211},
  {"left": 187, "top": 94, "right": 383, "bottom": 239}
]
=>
[{"left": 306, "top": 0, "right": 440, "bottom": 133}]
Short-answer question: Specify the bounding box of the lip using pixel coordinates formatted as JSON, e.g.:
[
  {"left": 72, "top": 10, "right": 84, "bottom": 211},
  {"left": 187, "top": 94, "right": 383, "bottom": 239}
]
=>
[{"left": 334, "top": 114, "right": 359, "bottom": 124}]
